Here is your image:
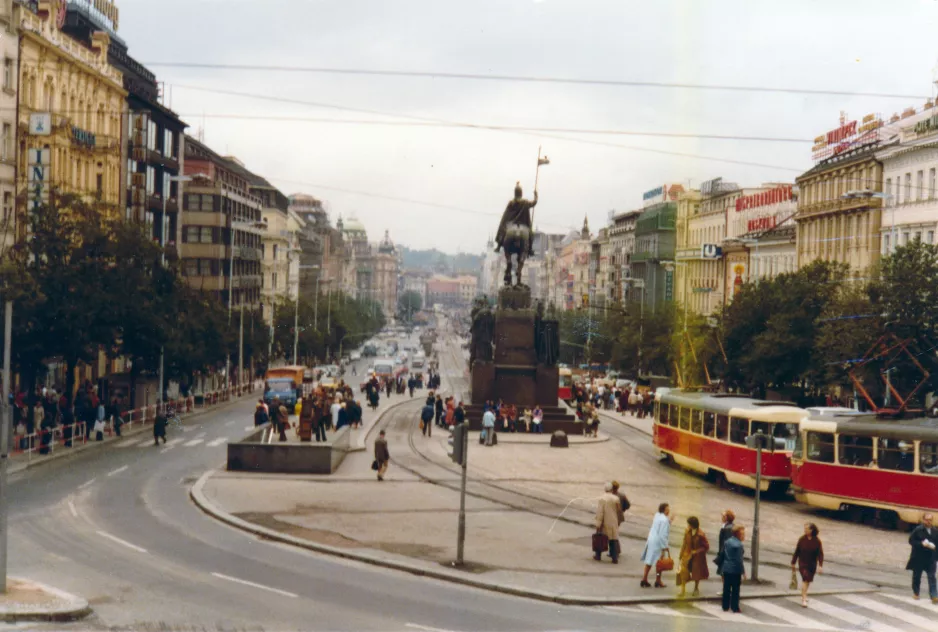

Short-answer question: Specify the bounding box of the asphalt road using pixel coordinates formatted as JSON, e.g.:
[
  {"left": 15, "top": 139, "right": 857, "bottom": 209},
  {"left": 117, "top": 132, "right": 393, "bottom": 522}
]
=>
[{"left": 6, "top": 337, "right": 751, "bottom": 632}]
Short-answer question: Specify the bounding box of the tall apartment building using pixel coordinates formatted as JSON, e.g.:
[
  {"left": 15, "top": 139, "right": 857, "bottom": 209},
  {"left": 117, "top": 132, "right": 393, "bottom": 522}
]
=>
[
  {"left": 248, "top": 174, "right": 292, "bottom": 323},
  {"left": 607, "top": 210, "right": 642, "bottom": 304},
  {"left": 16, "top": 0, "right": 127, "bottom": 229},
  {"left": 0, "top": 0, "right": 17, "bottom": 256},
  {"left": 182, "top": 137, "right": 263, "bottom": 309},
  {"left": 797, "top": 114, "right": 886, "bottom": 274}
]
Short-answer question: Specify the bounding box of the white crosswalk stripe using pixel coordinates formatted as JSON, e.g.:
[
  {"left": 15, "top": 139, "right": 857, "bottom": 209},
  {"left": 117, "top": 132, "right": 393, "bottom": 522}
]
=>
[
  {"left": 135, "top": 438, "right": 158, "bottom": 448},
  {"left": 791, "top": 597, "right": 905, "bottom": 632},
  {"left": 838, "top": 594, "right": 936, "bottom": 630},
  {"left": 207, "top": 437, "right": 227, "bottom": 447},
  {"left": 881, "top": 592, "right": 938, "bottom": 612},
  {"left": 745, "top": 599, "right": 835, "bottom": 630},
  {"left": 693, "top": 602, "right": 759, "bottom": 623},
  {"left": 183, "top": 439, "right": 204, "bottom": 447}
]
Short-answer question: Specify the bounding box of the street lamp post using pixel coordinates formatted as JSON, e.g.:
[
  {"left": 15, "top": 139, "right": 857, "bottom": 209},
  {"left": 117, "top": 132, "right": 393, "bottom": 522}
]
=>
[
  {"left": 158, "top": 174, "right": 192, "bottom": 409},
  {"left": 626, "top": 278, "right": 646, "bottom": 375}
]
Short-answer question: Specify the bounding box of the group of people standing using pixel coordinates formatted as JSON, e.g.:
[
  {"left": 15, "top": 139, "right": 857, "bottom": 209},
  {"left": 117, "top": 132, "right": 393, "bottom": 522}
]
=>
[
  {"left": 420, "top": 392, "right": 465, "bottom": 438},
  {"left": 480, "top": 400, "right": 544, "bottom": 444}
]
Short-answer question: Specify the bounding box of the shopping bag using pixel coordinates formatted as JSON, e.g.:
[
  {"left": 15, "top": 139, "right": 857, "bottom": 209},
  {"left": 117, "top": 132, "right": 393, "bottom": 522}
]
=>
[
  {"left": 419, "top": 420, "right": 425, "bottom": 431},
  {"left": 790, "top": 568, "right": 799, "bottom": 590},
  {"left": 371, "top": 460, "right": 379, "bottom": 471}
]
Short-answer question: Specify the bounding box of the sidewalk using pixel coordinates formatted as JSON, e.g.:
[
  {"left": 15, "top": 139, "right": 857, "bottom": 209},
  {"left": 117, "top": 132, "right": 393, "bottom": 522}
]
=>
[
  {"left": 0, "top": 577, "right": 90, "bottom": 622},
  {"left": 8, "top": 385, "right": 262, "bottom": 475},
  {"left": 193, "top": 467, "right": 877, "bottom": 605}
]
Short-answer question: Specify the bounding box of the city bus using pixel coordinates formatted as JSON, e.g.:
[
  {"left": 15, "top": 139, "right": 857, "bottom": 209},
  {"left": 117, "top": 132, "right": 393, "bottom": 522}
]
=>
[
  {"left": 791, "top": 411, "right": 938, "bottom": 525},
  {"left": 654, "top": 390, "right": 806, "bottom": 494}
]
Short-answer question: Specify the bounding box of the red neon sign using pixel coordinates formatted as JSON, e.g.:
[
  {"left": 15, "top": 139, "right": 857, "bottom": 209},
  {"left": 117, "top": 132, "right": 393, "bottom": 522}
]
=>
[{"left": 736, "top": 185, "right": 793, "bottom": 212}]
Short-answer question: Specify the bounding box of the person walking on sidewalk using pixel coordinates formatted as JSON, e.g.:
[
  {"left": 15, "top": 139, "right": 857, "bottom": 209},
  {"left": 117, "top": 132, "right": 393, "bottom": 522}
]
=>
[
  {"left": 434, "top": 395, "right": 444, "bottom": 428},
  {"left": 274, "top": 398, "right": 289, "bottom": 442},
  {"left": 374, "top": 430, "right": 390, "bottom": 481},
  {"left": 153, "top": 411, "right": 168, "bottom": 446},
  {"left": 721, "top": 525, "right": 746, "bottom": 614},
  {"left": 906, "top": 513, "right": 938, "bottom": 603},
  {"left": 677, "top": 516, "right": 710, "bottom": 598},
  {"left": 420, "top": 401, "right": 434, "bottom": 437},
  {"left": 594, "top": 482, "right": 624, "bottom": 563},
  {"left": 482, "top": 406, "right": 496, "bottom": 446},
  {"left": 254, "top": 401, "right": 269, "bottom": 427},
  {"left": 641, "top": 503, "right": 672, "bottom": 588},
  {"left": 791, "top": 522, "right": 824, "bottom": 608},
  {"left": 348, "top": 398, "right": 363, "bottom": 429}
]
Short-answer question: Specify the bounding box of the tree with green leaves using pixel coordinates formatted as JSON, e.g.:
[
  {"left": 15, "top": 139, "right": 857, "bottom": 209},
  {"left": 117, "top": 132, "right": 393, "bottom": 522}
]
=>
[{"left": 397, "top": 290, "right": 423, "bottom": 323}]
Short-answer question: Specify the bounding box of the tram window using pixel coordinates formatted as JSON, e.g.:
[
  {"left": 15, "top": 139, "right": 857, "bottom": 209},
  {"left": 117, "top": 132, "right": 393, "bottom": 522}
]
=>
[
  {"left": 838, "top": 435, "right": 873, "bottom": 467},
  {"left": 659, "top": 403, "right": 669, "bottom": 425},
  {"left": 729, "top": 418, "right": 749, "bottom": 445},
  {"left": 703, "top": 412, "right": 716, "bottom": 437},
  {"left": 669, "top": 405, "right": 679, "bottom": 427},
  {"left": 691, "top": 410, "right": 703, "bottom": 434},
  {"left": 877, "top": 437, "right": 915, "bottom": 472},
  {"left": 806, "top": 432, "right": 835, "bottom": 463},
  {"left": 716, "top": 415, "right": 729, "bottom": 440},
  {"left": 679, "top": 407, "right": 691, "bottom": 431},
  {"left": 920, "top": 442, "right": 938, "bottom": 475},
  {"left": 774, "top": 423, "right": 799, "bottom": 452},
  {"left": 792, "top": 432, "right": 804, "bottom": 459}
]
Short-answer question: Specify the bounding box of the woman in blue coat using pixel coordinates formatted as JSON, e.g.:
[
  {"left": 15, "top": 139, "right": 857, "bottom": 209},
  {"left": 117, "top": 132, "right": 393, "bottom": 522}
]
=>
[
  {"left": 640, "top": 502, "right": 672, "bottom": 588},
  {"left": 721, "top": 524, "right": 747, "bottom": 613}
]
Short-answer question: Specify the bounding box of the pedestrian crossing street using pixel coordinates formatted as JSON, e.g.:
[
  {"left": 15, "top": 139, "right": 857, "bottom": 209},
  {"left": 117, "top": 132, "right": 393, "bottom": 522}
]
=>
[
  {"left": 608, "top": 592, "right": 936, "bottom": 631},
  {"left": 114, "top": 433, "right": 236, "bottom": 450}
]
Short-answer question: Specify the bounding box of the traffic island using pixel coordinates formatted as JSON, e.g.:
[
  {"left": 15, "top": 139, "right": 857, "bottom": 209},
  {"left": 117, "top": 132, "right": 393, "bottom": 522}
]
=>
[
  {"left": 0, "top": 578, "right": 91, "bottom": 622},
  {"left": 227, "top": 425, "right": 351, "bottom": 474}
]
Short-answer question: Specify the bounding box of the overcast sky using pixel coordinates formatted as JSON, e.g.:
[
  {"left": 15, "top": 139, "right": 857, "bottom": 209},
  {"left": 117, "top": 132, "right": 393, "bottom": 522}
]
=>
[{"left": 119, "top": 0, "right": 938, "bottom": 254}]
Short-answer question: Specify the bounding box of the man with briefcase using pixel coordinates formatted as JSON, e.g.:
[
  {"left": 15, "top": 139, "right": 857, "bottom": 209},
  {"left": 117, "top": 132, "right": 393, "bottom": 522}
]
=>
[{"left": 594, "top": 481, "right": 625, "bottom": 563}]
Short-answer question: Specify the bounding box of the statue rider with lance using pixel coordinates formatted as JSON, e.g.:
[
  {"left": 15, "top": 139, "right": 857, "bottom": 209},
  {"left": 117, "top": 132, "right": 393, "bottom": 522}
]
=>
[{"left": 494, "top": 181, "right": 537, "bottom": 257}]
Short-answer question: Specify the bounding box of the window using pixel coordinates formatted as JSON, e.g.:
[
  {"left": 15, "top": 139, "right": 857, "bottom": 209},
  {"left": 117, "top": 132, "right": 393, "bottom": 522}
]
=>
[
  {"left": 1, "top": 123, "right": 9, "bottom": 162},
  {"left": 199, "top": 227, "right": 213, "bottom": 244},
  {"left": 185, "top": 226, "right": 200, "bottom": 243},
  {"left": 2, "top": 58, "right": 11, "bottom": 91},
  {"left": 703, "top": 411, "right": 716, "bottom": 437},
  {"left": 184, "top": 259, "right": 198, "bottom": 277},
  {"left": 198, "top": 259, "right": 214, "bottom": 275},
  {"left": 885, "top": 178, "right": 892, "bottom": 203},
  {"left": 163, "top": 129, "right": 174, "bottom": 158},
  {"left": 838, "top": 435, "right": 874, "bottom": 467},
  {"left": 806, "top": 432, "right": 835, "bottom": 463},
  {"left": 905, "top": 173, "right": 912, "bottom": 202},
  {"left": 877, "top": 437, "right": 915, "bottom": 472},
  {"left": 931, "top": 169, "right": 936, "bottom": 199},
  {"left": 915, "top": 231, "right": 922, "bottom": 242},
  {"left": 691, "top": 409, "right": 703, "bottom": 434},
  {"left": 884, "top": 234, "right": 891, "bottom": 252},
  {"left": 751, "top": 421, "right": 772, "bottom": 440},
  {"left": 147, "top": 120, "right": 158, "bottom": 150},
  {"left": 917, "top": 170, "right": 924, "bottom": 201},
  {"left": 729, "top": 417, "right": 749, "bottom": 445},
  {"left": 146, "top": 166, "right": 155, "bottom": 195},
  {"left": 201, "top": 195, "right": 214, "bottom": 211},
  {"left": 774, "top": 423, "right": 799, "bottom": 452},
  {"left": 2, "top": 192, "right": 11, "bottom": 225},
  {"left": 667, "top": 404, "right": 678, "bottom": 427},
  {"left": 903, "top": 232, "right": 910, "bottom": 245},
  {"left": 96, "top": 173, "right": 103, "bottom": 195},
  {"left": 679, "top": 407, "right": 690, "bottom": 431},
  {"left": 929, "top": 231, "right": 935, "bottom": 244},
  {"left": 921, "top": 442, "right": 938, "bottom": 475}
]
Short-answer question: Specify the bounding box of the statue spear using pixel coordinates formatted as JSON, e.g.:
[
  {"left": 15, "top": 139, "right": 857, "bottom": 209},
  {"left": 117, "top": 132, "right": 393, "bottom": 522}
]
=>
[{"left": 533, "top": 146, "right": 549, "bottom": 227}]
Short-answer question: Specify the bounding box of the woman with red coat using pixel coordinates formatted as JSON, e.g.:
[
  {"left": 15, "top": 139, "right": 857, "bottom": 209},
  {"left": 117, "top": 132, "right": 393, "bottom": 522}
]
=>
[
  {"left": 792, "top": 522, "right": 824, "bottom": 608},
  {"left": 677, "top": 516, "right": 710, "bottom": 598}
]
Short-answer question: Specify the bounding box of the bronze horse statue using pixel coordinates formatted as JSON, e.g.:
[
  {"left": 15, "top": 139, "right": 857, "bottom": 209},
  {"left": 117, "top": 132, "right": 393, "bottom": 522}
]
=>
[{"left": 494, "top": 182, "right": 537, "bottom": 287}]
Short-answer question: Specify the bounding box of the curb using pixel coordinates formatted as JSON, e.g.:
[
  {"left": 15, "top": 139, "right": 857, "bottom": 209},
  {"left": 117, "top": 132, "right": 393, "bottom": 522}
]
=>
[
  {"left": 9, "top": 391, "right": 258, "bottom": 475},
  {"left": 0, "top": 578, "right": 91, "bottom": 623},
  {"left": 189, "top": 469, "right": 878, "bottom": 606}
]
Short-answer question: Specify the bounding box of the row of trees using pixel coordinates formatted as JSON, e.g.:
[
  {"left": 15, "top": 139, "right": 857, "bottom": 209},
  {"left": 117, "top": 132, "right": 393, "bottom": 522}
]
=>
[
  {"left": 0, "top": 196, "right": 385, "bottom": 405},
  {"left": 558, "top": 241, "right": 938, "bottom": 407}
]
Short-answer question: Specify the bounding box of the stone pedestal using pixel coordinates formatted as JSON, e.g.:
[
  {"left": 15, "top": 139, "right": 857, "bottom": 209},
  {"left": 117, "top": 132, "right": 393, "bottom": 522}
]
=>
[{"left": 470, "top": 285, "right": 561, "bottom": 409}]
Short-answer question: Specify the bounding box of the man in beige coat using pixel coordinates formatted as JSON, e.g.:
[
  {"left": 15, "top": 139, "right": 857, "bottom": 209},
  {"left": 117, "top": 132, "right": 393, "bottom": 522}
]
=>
[{"left": 595, "top": 481, "right": 625, "bottom": 563}]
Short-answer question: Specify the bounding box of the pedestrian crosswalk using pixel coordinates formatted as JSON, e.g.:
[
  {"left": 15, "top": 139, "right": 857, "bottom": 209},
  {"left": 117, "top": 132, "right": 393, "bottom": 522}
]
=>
[
  {"left": 114, "top": 435, "right": 231, "bottom": 449},
  {"left": 608, "top": 592, "right": 937, "bottom": 630}
]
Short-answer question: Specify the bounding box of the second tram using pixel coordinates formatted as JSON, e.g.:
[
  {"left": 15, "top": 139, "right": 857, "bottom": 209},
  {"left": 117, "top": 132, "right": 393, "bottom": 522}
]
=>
[
  {"left": 654, "top": 391, "right": 806, "bottom": 493},
  {"left": 791, "top": 412, "right": 938, "bottom": 524}
]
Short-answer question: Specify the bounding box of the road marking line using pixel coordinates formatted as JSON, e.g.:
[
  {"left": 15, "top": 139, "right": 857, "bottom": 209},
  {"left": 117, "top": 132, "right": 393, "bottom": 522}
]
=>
[
  {"left": 96, "top": 531, "right": 148, "bottom": 554},
  {"left": 136, "top": 438, "right": 157, "bottom": 448},
  {"left": 244, "top": 426, "right": 254, "bottom": 431},
  {"left": 115, "top": 439, "right": 138, "bottom": 448},
  {"left": 746, "top": 599, "right": 834, "bottom": 630},
  {"left": 183, "top": 439, "right": 204, "bottom": 447},
  {"left": 881, "top": 592, "right": 938, "bottom": 612},
  {"left": 107, "top": 465, "right": 128, "bottom": 477},
  {"left": 67, "top": 499, "right": 78, "bottom": 518},
  {"left": 791, "top": 597, "right": 904, "bottom": 632},
  {"left": 207, "top": 437, "right": 227, "bottom": 447},
  {"left": 164, "top": 438, "right": 184, "bottom": 447},
  {"left": 694, "top": 602, "right": 759, "bottom": 623},
  {"left": 78, "top": 478, "right": 96, "bottom": 489},
  {"left": 210, "top": 572, "right": 297, "bottom": 598},
  {"left": 405, "top": 625, "right": 458, "bottom": 632},
  {"left": 638, "top": 604, "right": 687, "bottom": 617},
  {"left": 838, "top": 594, "right": 935, "bottom": 630}
]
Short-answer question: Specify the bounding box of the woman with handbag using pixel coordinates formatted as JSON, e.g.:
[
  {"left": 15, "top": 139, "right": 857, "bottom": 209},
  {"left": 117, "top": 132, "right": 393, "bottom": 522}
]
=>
[
  {"left": 791, "top": 522, "right": 823, "bottom": 608},
  {"left": 640, "top": 502, "right": 672, "bottom": 588},
  {"left": 677, "top": 516, "right": 710, "bottom": 598}
]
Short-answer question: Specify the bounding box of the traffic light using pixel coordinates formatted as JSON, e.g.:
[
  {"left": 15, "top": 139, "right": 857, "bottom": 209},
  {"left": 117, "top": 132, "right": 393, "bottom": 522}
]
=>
[
  {"left": 745, "top": 431, "right": 786, "bottom": 452},
  {"left": 448, "top": 422, "right": 468, "bottom": 465}
]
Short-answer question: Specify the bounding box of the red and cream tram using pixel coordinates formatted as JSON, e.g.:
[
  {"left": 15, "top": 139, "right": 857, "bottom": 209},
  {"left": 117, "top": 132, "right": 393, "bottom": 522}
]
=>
[
  {"left": 654, "top": 390, "right": 806, "bottom": 493},
  {"left": 791, "top": 412, "right": 938, "bottom": 524}
]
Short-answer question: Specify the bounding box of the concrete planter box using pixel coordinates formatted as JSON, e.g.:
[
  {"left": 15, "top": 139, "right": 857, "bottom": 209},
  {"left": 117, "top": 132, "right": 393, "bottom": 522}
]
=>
[{"left": 226, "top": 426, "right": 351, "bottom": 474}]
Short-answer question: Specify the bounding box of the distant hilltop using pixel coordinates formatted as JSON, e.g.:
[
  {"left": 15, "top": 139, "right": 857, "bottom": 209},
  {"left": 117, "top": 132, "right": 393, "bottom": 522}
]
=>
[{"left": 399, "top": 247, "right": 482, "bottom": 275}]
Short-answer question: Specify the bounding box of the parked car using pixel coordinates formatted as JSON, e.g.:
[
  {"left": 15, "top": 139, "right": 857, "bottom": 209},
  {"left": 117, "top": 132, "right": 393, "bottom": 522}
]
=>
[{"left": 350, "top": 351, "right": 362, "bottom": 361}]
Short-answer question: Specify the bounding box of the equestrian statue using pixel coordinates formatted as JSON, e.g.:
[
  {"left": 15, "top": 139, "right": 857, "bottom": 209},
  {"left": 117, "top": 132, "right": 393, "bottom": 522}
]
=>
[{"left": 494, "top": 181, "right": 537, "bottom": 287}]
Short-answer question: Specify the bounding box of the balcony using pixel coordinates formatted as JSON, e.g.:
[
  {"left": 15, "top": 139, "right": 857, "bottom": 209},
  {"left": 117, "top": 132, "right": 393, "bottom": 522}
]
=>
[
  {"left": 236, "top": 246, "right": 262, "bottom": 261},
  {"left": 20, "top": 10, "right": 123, "bottom": 85},
  {"left": 181, "top": 243, "right": 227, "bottom": 260},
  {"left": 232, "top": 275, "right": 262, "bottom": 290},
  {"left": 147, "top": 194, "right": 179, "bottom": 213},
  {"left": 799, "top": 195, "right": 882, "bottom": 219},
  {"left": 147, "top": 148, "right": 180, "bottom": 171}
]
